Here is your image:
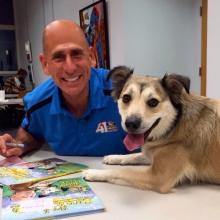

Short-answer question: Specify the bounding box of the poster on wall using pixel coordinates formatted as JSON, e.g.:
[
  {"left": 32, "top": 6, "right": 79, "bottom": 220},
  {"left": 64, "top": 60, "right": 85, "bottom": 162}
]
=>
[{"left": 79, "top": 0, "right": 110, "bottom": 69}]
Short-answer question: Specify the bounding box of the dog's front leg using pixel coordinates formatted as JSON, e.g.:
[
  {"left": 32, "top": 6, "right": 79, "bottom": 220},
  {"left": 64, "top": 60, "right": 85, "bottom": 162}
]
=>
[
  {"left": 83, "top": 166, "right": 152, "bottom": 190},
  {"left": 84, "top": 147, "right": 187, "bottom": 193},
  {"left": 103, "top": 152, "right": 151, "bottom": 165},
  {"left": 83, "top": 165, "right": 178, "bottom": 193}
]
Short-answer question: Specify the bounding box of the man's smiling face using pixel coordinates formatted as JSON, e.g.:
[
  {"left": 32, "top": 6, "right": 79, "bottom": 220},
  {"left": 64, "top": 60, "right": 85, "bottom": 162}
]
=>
[{"left": 40, "top": 21, "right": 92, "bottom": 98}]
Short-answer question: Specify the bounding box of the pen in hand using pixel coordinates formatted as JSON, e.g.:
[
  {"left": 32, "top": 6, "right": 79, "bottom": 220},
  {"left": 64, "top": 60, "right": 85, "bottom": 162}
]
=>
[{"left": 6, "top": 142, "right": 26, "bottom": 148}]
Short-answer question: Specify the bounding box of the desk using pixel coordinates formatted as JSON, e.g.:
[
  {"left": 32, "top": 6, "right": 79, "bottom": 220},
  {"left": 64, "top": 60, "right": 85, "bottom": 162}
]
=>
[
  {"left": 0, "top": 98, "right": 23, "bottom": 105},
  {"left": 5, "top": 150, "right": 218, "bottom": 220},
  {"left": 5, "top": 94, "right": 19, "bottom": 99}
]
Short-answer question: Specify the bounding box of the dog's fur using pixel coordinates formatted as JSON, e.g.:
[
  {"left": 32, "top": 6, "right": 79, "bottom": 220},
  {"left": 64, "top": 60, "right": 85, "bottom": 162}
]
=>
[{"left": 83, "top": 66, "right": 220, "bottom": 193}]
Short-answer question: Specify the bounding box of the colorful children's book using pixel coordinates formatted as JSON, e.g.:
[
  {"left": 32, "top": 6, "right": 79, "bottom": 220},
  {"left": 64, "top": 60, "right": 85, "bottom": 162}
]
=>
[
  {"left": 0, "top": 158, "right": 88, "bottom": 186},
  {"left": 2, "top": 177, "right": 105, "bottom": 220},
  {"left": 0, "top": 156, "right": 24, "bottom": 167}
]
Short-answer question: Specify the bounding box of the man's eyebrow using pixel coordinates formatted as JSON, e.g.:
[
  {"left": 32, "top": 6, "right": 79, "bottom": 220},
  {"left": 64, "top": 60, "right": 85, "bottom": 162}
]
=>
[
  {"left": 51, "top": 48, "right": 84, "bottom": 59},
  {"left": 70, "top": 48, "right": 84, "bottom": 55}
]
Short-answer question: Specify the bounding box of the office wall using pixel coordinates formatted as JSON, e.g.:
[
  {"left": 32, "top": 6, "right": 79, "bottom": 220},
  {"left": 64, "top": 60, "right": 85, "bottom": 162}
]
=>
[
  {"left": 13, "top": 0, "right": 28, "bottom": 71},
  {"left": 207, "top": 0, "right": 220, "bottom": 98},
  {"left": 14, "top": 0, "right": 201, "bottom": 93},
  {"left": 53, "top": 0, "right": 92, "bottom": 24},
  {"left": 120, "top": 0, "right": 201, "bottom": 93},
  {"left": 13, "top": 0, "right": 47, "bottom": 85}
]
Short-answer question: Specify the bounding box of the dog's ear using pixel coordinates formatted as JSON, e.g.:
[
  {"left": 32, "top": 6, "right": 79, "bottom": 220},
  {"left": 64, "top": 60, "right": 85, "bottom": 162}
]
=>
[
  {"left": 161, "top": 73, "right": 190, "bottom": 105},
  {"left": 107, "top": 66, "right": 133, "bottom": 99}
]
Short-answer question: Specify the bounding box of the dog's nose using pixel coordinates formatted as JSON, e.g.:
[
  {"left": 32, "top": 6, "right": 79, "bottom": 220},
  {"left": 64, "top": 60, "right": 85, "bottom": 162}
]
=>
[{"left": 125, "top": 116, "right": 141, "bottom": 131}]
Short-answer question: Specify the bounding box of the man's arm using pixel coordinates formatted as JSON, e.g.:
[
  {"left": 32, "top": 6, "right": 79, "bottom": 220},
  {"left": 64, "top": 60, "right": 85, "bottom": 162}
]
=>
[
  {"left": 0, "top": 127, "right": 43, "bottom": 157},
  {"left": 15, "top": 127, "right": 44, "bottom": 155}
]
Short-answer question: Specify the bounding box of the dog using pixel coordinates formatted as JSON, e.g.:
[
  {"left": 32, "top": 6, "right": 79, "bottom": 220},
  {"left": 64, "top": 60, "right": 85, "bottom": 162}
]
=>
[{"left": 83, "top": 66, "right": 220, "bottom": 193}]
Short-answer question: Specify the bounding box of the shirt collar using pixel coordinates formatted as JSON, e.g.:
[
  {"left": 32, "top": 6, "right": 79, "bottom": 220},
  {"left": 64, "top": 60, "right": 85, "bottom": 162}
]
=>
[
  {"left": 88, "top": 68, "right": 108, "bottom": 109},
  {"left": 50, "top": 86, "right": 66, "bottom": 115}
]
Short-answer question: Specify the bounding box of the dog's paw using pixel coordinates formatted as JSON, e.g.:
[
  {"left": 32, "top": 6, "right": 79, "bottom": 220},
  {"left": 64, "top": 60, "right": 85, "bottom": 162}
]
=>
[
  {"left": 83, "top": 169, "right": 107, "bottom": 182},
  {"left": 103, "top": 155, "right": 129, "bottom": 165}
]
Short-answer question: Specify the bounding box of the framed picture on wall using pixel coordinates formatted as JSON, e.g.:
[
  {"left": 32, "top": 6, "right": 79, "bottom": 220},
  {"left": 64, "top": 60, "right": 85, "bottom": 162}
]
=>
[{"left": 79, "top": 0, "right": 110, "bottom": 69}]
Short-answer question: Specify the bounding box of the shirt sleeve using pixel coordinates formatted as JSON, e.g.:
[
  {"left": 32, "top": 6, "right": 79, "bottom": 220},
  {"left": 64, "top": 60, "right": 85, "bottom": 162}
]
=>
[{"left": 20, "top": 95, "right": 44, "bottom": 140}]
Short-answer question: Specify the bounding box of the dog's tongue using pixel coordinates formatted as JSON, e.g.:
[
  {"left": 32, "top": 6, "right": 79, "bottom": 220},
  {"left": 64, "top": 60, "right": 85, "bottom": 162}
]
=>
[{"left": 123, "top": 134, "right": 145, "bottom": 151}]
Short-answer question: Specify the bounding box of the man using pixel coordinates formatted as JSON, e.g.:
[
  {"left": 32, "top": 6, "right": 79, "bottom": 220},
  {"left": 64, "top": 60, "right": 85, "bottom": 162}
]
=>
[
  {"left": 4, "top": 68, "right": 27, "bottom": 94},
  {"left": 0, "top": 20, "right": 129, "bottom": 157}
]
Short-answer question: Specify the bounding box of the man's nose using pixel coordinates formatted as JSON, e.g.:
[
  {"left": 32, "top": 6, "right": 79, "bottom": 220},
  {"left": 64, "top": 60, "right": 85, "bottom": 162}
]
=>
[{"left": 63, "top": 55, "right": 77, "bottom": 72}]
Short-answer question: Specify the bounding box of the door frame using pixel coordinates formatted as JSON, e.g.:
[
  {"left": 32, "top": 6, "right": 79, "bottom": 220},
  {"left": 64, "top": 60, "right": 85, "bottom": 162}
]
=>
[{"left": 200, "top": 0, "right": 208, "bottom": 96}]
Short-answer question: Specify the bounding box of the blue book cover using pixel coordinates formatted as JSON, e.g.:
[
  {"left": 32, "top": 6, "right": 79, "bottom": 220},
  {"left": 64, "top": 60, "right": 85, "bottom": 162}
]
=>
[{"left": 2, "top": 177, "right": 105, "bottom": 219}]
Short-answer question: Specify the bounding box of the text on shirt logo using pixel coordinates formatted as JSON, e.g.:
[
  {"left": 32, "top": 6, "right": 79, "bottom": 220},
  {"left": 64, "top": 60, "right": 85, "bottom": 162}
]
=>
[{"left": 96, "top": 121, "right": 118, "bottom": 133}]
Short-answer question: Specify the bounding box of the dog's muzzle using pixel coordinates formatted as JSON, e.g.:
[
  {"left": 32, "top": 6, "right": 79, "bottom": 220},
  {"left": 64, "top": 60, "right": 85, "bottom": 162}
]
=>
[
  {"left": 125, "top": 115, "right": 161, "bottom": 136},
  {"left": 125, "top": 116, "right": 141, "bottom": 132},
  {"left": 123, "top": 117, "right": 161, "bottom": 151}
]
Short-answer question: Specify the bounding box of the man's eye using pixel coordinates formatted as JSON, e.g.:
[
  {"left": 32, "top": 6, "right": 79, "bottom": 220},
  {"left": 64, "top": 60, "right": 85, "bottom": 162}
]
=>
[
  {"left": 52, "top": 54, "right": 65, "bottom": 61},
  {"left": 71, "top": 50, "right": 83, "bottom": 58},
  {"left": 122, "top": 94, "right": 131, "bottom": 103},
  {"left": 147, "top": 98, "right": 159, "bottom": 107}
]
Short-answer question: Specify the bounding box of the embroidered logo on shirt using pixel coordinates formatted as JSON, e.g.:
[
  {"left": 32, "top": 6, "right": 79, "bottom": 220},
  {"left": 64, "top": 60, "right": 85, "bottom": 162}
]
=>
[{"left": 96, "top": 121, "right": 118, "bottom": 133}]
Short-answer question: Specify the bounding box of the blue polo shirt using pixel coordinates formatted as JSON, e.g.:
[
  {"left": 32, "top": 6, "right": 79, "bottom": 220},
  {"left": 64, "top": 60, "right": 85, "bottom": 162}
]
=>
[{"left": 21, "top": 68, "right": 130, "bottom": 156}]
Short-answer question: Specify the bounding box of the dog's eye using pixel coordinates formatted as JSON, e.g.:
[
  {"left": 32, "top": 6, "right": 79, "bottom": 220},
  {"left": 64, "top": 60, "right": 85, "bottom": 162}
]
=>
[
  {"left": 122, "top": 94, "right": 131, "bottom": 103},
  {"left": 147, "top": 98, "right": 159, "bottom": 107}
]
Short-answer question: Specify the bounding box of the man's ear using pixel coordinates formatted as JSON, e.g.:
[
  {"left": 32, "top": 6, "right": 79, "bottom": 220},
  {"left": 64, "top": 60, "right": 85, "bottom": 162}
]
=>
[
  {"left": 88, "top": 47, "right": 97, "bottom": 68},
  {"left": 107, "top": 66, "right": 133, "bottom": 100},
  {"left": 39, "top": 54, "right": 50, "bottom": 76}
]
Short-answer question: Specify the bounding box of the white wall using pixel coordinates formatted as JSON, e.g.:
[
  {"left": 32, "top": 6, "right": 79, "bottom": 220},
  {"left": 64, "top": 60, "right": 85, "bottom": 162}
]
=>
[
  {"left": 14, "top": 0, "right": 201, "bottom": 93},
  {"left": 13, "top": 0, "right": 33, "bottom": 89},
  {"left": 118, "top": 0, "right": 201, "bottom": 93},
  {"left": 13, "top": 0, "right": 47, "bottom": 85},
  {"left": 53, "top": 0, "right": 93, "bottom": 24},
  {"left": 207, "top": 0, "right": 220, "bottom": 98},
  {"left": 26, "top": 0, "right": 47, "bottom": 85},
  {"left": 13, "top": 0, "right": 28, "bottom": 70}
]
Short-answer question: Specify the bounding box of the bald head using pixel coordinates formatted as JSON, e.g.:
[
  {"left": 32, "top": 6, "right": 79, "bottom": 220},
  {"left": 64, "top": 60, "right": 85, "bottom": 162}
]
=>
[{"left": 42, "top": 19, "right": 89, "bottom": 55}]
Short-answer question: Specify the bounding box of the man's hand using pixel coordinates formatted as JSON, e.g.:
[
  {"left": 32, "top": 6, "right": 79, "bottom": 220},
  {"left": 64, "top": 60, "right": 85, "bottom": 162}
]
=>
[{"left": 0, "top": 134, "right": 24, "bottom": 157}]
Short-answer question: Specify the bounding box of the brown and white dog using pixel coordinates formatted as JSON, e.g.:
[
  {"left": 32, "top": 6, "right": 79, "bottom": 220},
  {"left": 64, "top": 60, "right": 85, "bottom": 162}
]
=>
[{"left": 83, "top": 66, "right": 220, "bottom": 193}]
